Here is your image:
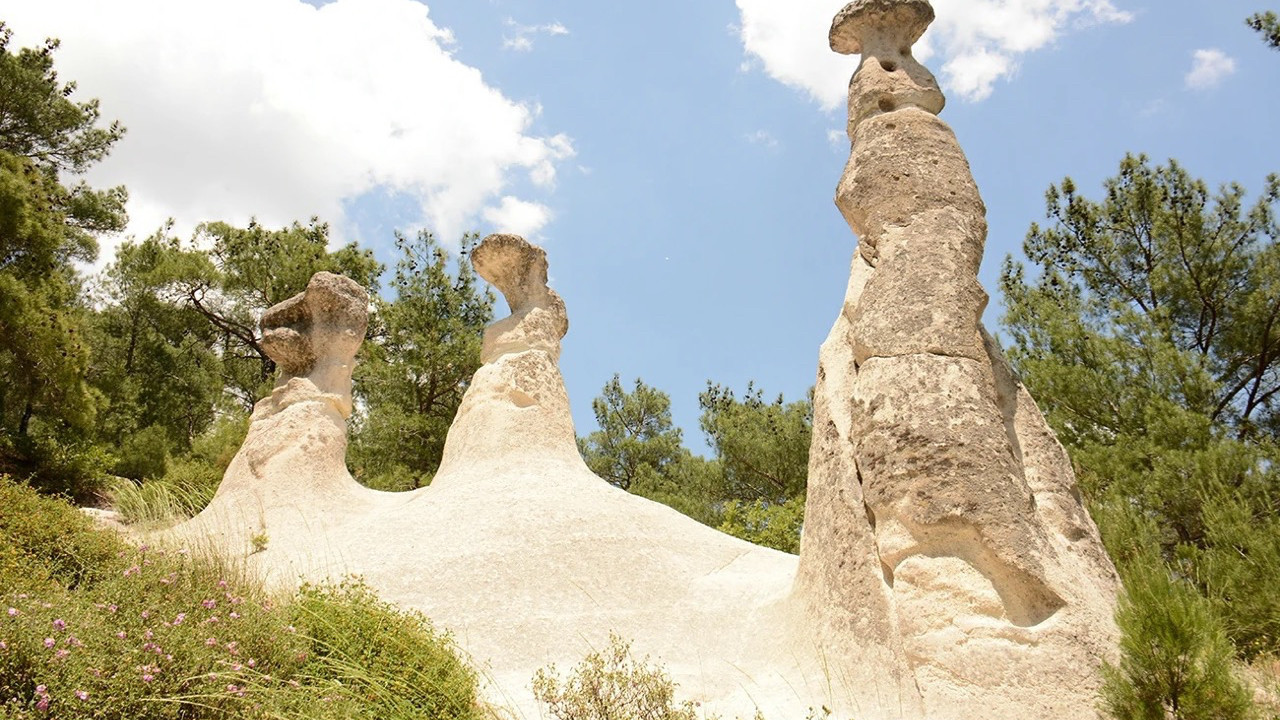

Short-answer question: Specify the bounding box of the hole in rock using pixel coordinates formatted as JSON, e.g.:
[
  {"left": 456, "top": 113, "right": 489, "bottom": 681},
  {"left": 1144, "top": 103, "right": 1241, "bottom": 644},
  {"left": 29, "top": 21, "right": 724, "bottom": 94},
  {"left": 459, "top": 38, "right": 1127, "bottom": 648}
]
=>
[
  {"left": 879, "top": 59, "right": 897, "bottom": 72},
  {"left": 878, "top": 97, "right": 896, "bottom": 113}
]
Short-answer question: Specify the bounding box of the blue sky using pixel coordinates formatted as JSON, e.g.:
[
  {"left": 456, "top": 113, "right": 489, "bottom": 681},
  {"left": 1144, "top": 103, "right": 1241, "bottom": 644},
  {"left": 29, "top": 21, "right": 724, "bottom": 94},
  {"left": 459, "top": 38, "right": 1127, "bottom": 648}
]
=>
[{"left": 6, "top": 0, "right": 1279, "bottom": 450}]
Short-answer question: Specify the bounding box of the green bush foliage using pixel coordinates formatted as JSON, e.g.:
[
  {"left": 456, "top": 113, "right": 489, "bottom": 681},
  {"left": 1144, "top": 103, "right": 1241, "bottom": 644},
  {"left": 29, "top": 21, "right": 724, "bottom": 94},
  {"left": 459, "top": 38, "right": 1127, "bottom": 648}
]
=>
[
  {"left": 532, "top": 633, "right": 700, "bottom": 720},
  {"left": 0, "top": 476, "right": 483, "bottom": 719}
]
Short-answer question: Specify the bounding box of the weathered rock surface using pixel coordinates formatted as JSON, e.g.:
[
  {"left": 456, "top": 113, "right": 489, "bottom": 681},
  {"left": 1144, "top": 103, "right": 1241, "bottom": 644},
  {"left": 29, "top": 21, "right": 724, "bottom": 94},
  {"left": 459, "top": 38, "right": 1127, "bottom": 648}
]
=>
[
  {"left": 166, "top": 241, "right": 829, "bottom": 720},
  {"left": 167, "top": 271, "right": 389, "bottom": 554},
  {"left": 794, "top": 1, "right": 1120, "bottom": 718}
]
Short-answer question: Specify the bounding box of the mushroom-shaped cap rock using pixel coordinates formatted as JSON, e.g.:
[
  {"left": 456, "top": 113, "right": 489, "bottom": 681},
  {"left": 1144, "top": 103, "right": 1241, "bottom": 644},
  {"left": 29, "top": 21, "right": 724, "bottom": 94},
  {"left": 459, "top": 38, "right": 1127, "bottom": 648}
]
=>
[
  {"left": 472, "top": 233, "right": 568, "bottom": 336},
  {"left": 830, "top": 0, "right": 935, "bottom": 55},
  {"left": 260, "top": 271, "right": 369, "bottom": 377}
]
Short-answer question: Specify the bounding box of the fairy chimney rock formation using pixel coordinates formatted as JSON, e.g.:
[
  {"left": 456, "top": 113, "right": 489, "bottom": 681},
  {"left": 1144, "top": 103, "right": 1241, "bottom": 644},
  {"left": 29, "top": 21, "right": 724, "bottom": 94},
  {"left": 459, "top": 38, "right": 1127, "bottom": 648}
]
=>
[
  {"left": 173, "top": 271, "right": 379, "bottom": 551},
  {"left": 794, "top": 1, "right": 1121, "bottom": 717},
  {"left": 258, "top": 271, "right": 369, "bottom": 417},
  {"left": 434, "top": 234, "right": 578, "bottom": 477}
]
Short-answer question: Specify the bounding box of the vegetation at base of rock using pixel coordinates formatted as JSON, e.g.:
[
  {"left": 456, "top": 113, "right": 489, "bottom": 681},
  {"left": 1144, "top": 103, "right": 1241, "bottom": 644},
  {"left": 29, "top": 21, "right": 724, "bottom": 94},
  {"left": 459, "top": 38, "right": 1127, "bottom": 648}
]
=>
[
  {"left": 0, "top": 475, "right": 485, "bottom": 719},
  {"left": 532, "top": 633, "right": 701, "bottom": 720},
  {"left": 578, "top": 376, "right": 812, "bottom": 552},
  {"left": 1001, "top": 153, "right": 1280, "bottom": 718}
]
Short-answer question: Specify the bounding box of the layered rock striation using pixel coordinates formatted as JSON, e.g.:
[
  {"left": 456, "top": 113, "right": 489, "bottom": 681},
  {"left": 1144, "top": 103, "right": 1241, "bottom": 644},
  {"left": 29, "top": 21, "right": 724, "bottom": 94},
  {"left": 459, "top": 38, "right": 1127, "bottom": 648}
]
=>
[{"left": 794, "top": 1, "right": 1121, "bottom": 717}]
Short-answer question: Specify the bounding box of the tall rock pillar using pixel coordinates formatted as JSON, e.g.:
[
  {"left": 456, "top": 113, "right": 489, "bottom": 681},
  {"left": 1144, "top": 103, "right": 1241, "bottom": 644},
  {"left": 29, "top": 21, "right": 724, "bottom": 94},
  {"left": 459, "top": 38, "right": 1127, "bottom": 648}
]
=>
[{"left": 794, "top": 1, "right": 1121, "bottom": 717}]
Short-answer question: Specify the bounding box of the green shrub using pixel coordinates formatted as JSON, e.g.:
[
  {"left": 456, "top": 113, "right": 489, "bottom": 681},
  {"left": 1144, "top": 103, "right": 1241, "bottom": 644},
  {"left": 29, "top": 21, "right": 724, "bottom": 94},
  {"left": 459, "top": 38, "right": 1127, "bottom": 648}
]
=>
[
  {"left": 532, "top": 633, "right": 701, "bottom": 720},
  {"left": 1101, "top": 559, "right": 1255, "bottom": 720},
  {"left": 0, "top": 475, "right": 484, "bottom": 719},
  {"left": 717, "top": 497, "right": 804, "bottom": 554}
]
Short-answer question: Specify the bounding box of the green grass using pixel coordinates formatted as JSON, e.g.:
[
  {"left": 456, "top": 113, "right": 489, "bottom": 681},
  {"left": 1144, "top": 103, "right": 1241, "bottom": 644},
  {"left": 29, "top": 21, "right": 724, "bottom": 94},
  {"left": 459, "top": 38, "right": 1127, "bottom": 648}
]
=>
[{"left": 0, "top": 475, "right": 485, "bottom": 719}]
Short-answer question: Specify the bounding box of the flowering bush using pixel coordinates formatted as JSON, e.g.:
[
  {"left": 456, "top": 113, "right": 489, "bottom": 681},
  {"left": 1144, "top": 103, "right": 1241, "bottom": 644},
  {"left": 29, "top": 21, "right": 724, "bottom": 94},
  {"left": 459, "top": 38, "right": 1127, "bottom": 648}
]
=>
[{"left": 0, "top": 477, "right": 484, "bottom": 719}]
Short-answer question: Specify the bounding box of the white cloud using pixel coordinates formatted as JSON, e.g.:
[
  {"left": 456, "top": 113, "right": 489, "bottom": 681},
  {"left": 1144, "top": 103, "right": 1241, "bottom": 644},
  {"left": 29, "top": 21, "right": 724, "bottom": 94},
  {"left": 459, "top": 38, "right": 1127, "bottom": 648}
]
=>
[
  {"left": 502, "top": 18, "right": 569, "bottom": 52},
  {"left": 1185, "top": 48, "right": 1236, "bottom": 90},
  {"left": 735, "top": 0, "right": 1133, "bottom": 107},
  {"left": 3, "top": 0, "right": 574, "bottom": 263},
  {"left": 744, "top": 129, "right": 779, "bottom": 149},
  {"left": 483, "top": 196, "right": 552, "bottom": 238}
]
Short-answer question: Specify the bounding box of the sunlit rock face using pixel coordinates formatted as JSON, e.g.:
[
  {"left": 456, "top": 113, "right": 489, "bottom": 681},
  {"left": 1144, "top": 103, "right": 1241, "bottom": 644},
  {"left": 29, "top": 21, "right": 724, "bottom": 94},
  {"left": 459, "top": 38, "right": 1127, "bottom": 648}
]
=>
[
  {"left": 794, "top": 1, "right": 1121, "bottom": 718},
  {"left": 167, "top": 5, "right": 1120, "bottom": 716}
]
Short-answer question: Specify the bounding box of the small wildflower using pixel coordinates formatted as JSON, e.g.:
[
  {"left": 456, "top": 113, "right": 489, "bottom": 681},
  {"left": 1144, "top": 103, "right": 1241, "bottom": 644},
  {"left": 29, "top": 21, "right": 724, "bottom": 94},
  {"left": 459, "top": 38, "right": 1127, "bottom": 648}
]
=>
[
  {"left": 202, "top": 599, "right": 216, "bottom": 609},
  {"left": 247, "top": 658, "right": 256, "bottom": 668},
  {"left": 217, "top": 579, "right": 228, "bottom": 589},
  {"left": 115, "top": 631, "right": 126, "bottom": 640},
  {"left": 35, "top": 697, "right": 49, "bottom": 711},
  {"left": 285, "top": 625, "right": 296, "bottom": 633},
  {"left": 144, "top": 629, "right": 154, "bottom": 640},
  {"left": 229, "top": 611, "right": 240, "bottom": 620},
  {"left": 43, "top": 637, "right": 55, "bottom": 648},
  {"left": 139, "top": 544, "right": 149, "bottom": 552},
  {"left": 142, "top": 673, "right": 155, "bottom": 683},
  {"left": 66, "top": 636, "right": 83, "bottom": 647},
  {"left": 0, "top": 640, "right": 7, "bottom": 650},
  {"left": 36, "top": 685, "right": 46, "bottom": 694},
  {"left": 204, "top": 616, "right": 220, "bottom": 624},
  {"left": 108, "top": 604, "right": 118, "bottom": 613},
  {"left": 205, "top": 637, "right": 218, "bottom": 647},
  {"left": 172, "top": 613, "right": 187, "bottom": 626},
  {"left": 54, "top": 649, "right": 69, "bottom": 660},
  {"left": 51, "top": 619, "right": 66, "bottom": 631},
  {"left": 123, "top": 565, "right": 140, "bottom": 577},
  {"left": 140, "top": 610, "right": 150, "bottom": 619},
  {"left": 75, "top": 690, "right": 88, "bottom": 701},
  {"left": 232, "top": 662, "right": 243, "bottom": 672},
  {"left": 6, "top": 607, "right": 17, "bottom": 617}
]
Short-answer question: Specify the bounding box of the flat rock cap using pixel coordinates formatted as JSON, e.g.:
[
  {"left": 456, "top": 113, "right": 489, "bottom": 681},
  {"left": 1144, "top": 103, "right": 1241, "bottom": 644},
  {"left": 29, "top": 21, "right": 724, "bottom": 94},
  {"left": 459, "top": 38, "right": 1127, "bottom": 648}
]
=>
[{"left": 830, "top": 0, "right": 935, "bottom": 55}]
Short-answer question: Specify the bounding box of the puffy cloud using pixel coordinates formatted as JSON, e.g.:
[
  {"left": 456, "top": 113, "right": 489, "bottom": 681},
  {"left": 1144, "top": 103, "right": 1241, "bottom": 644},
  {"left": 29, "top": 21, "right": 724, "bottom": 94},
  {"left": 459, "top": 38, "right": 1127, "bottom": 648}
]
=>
[
  {"left": 1185, "top": 48, "right": 1237, "bottom": 90},
  {"left": 502, "top": 18, "right": 570, "bottom": 52},
  {"left": 4, "top": 0, "right": 573, "bottom": 261},
  {"left": 483, "top": 196, "right": 553, "bottom": 238},
  {"left": 735, "top": 0, "right": 1132, "bottom": 107}
]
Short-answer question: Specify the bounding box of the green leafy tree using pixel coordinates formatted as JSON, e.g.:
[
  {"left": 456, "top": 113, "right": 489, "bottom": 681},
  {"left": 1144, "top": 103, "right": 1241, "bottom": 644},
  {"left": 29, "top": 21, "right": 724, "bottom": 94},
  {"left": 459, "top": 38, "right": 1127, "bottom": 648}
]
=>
[
  {"left": 348, "top": 232, "right": 494, "bottom": 491},
  {"left": 87, "top": 234, "right": 226, "bottom": 480},
  {"left": 1001, "top": 154, "right": 1280, "bottom": 715},
  {"left": 579, "top": 375, "right": 690, "bottom": 492},
  {"left": 0, "top": 23, "right": 127, "bottom": 497},
  {"left": 699, "top": 382, "right": 811, "bottom": 505},
  {"left": 1249, "top": 11, "right": 1280, "bottom": 49},
  {"left": 144, "top": 219, "right": 383, "bottom": 408},
  {"left": 578, "top": 376, "right": 726, "bottom": 526}
]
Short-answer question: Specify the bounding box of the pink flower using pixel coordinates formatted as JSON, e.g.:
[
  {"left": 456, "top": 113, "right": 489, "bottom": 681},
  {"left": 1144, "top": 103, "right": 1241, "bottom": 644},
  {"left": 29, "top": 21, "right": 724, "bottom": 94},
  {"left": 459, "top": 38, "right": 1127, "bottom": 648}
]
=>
[
  {"left": 247, "top": 658, "right": 256, "bottom": 668},
  {"left": 35, "top": 685, "right": 46, "bottom": 694},
  {"left": 205, "top": 637, "right": 218, "bottom": 647},
  {"left": 172, "top": 613, "right": 187, "bottom": 625},
  {"left": 202, "top": 599, "right": 216, "bottom": 609},
  {"left": 75, "top": 690, "right": 88, "bottom": 701},
  {"left": 142, "top": 673, "right": 155, "bottom": 683},
  {"left": 115, "top": 631, "right": 126, "bottom": 640},
  {"left": 6, "top": 607, "right": 17, "bottom": 616},
  {"left": 140, "top": 610, "right": 150, "bottom": 619},
  {"left": 66, "top": 636, "right": 83, "bottom": 647},
  {"left": 35, "top": 697, "right": 48, "bottom": 711},
  {"left": 284, "top": 625, "right": 296, "bottom": 633},
  {"left": 108, "top": 604, "right": 118, "bottom": 614},
  {"left": 123, "top": 565, "right": 140, "bottom": 577},
  {"left": 217, "top": 580, "right": 228, "bottom": 589},
  {"left": 43, "top": 638, "right": 55, "bottom": 648},
  {"left": 229, "top": 612, "right": 240, "bottom": 620},
  {"left": 54, "top": 649, "right": 69, "bottom": 660},
  {"left": 144, "top": 629, "right": 154, "bottom": 640},
  {"left": 0, "top": 640, "right": 7, "bottom": 650},
  {"left": 51, "top": 619, "right": 66, "bottom": 631}
]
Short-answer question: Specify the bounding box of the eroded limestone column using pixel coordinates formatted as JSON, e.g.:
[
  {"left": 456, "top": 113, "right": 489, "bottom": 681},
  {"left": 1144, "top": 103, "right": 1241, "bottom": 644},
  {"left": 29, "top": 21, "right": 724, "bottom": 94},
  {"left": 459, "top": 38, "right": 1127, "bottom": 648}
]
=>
[
  {"left": 795, "top": 2, "right": 1120, "bottom": 717},
  {"left": 433, "top": 234, "right": 582, "bottom": 479}
]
